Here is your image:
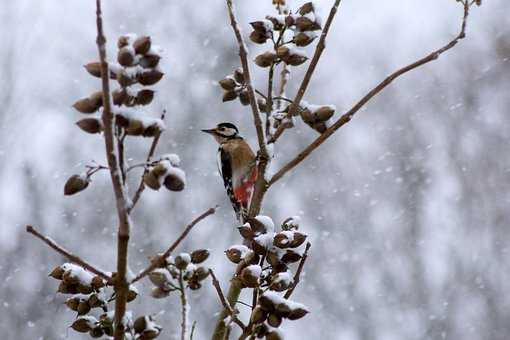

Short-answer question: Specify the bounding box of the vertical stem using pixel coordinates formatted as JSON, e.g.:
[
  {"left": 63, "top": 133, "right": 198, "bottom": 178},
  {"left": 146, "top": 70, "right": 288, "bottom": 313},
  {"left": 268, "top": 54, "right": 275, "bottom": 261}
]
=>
[
  {"left": 95, "top": 1, "right": 132, "bottom": 338},
  {"left": 179, "top": 271, "right": 188, "bottom": 340}
]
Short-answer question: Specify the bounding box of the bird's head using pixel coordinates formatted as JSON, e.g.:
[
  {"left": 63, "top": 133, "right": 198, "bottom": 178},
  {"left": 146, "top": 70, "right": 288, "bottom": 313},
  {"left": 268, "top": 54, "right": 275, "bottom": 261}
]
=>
[{"left": 201, "top": 122, "right": 240, "bottom": 143}]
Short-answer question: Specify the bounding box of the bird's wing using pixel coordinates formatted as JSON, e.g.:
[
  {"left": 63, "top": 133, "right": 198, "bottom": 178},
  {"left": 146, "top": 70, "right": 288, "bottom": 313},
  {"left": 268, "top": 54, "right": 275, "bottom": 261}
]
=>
[{"left": 218, "top": 146, "right": 242, "bottom": 218}]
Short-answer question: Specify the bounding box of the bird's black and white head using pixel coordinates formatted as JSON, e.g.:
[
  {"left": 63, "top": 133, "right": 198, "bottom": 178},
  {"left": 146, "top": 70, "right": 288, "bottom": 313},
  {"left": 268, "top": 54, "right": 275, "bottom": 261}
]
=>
[{"left": 202, "top": 122, "right": 241, "bottom": 143}]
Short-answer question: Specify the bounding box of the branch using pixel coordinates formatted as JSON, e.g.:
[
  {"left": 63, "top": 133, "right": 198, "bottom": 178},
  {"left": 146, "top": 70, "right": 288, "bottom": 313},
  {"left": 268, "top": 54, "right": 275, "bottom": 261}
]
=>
[
  {"left": 225, "top": 0, "right": 268, "bottom": 157},
  {"left": 26, "top": 225, "right": 113, "bottom": 284},
  {"left": 284, "top": 242, "right": 311, "bottom": 299},
  {"left": 131, "top": 207, "right": 217, "bottom": 283},
  {"left": 128, "top": 110, "right": 166, "bottom": 213},
  {"left": 271, "top": 0, "right": 342, "bottom": 143},
  {"left": 209, "top": 269, "right": 246, "bottom": 331},
  {"left": 268, "top": 1, "right": 472, "bottom": 186},
  {"left": 178, "top": 271, "right": 188, "bottom": 340},
  {"left": 95, "top": 1, "right": 132, "bottom": 338}
]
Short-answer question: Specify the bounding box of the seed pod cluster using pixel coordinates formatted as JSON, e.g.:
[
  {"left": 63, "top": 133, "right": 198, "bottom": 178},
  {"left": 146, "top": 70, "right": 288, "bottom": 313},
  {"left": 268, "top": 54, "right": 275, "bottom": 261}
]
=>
[
  {"left": 285, "top": 2, "right": 322, "bottom": 32},
  {"left": 75, "top": 34, "right": 164, "bottom": 138},
  {"left": 249, "top": 20, "right": 273, "bottom": 44},
  {"left": 218, "top": 68, "right": 251, "bottom": 106},
  {"left": 149, "top": 249, "right": 210, "bottom": 298},
  {"left": 132, "top": 315, "right": 162, "bottom": 340},
  {"left": 300, "top": 104, "right": 336, "bottom": 133},
  {"left": 49, "top": 263, "right": 105, "bottom": 296},
  {"left": 64, "top": 173, "right": 90, "bottom": 195},
  {"left": 143, "top": 155, "right": 186, "bottom": 192}
]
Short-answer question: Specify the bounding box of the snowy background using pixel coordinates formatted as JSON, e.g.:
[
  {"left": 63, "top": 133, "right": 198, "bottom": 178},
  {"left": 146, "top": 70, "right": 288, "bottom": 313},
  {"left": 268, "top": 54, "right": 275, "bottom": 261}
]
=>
[{"left": 1, "top": 0, "right": 509, "bottom": 339}]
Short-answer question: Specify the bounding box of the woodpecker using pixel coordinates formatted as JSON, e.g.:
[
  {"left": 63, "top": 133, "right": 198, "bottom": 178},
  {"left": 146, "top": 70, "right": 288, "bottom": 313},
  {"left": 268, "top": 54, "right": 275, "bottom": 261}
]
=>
[{"left": 202, "top": 123, "right": 257, "bottom": 221}]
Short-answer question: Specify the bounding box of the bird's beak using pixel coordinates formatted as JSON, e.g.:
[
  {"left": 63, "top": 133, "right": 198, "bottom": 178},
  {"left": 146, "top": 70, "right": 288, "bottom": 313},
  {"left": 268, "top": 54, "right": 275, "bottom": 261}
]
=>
[{"left": 201, "top": 128, "right": 215, "bottom": 134}]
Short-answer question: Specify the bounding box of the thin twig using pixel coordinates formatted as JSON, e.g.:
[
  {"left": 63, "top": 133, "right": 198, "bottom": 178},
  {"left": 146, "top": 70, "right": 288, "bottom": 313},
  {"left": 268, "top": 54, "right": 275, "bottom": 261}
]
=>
[
  {"left": 272, "top": 0, "right": 342, "bottom": 143},
  {"left": 190, "top": 321, "right": 197, "bottom": 340},
  {"left": 209, "top": 269, "right": 246, "bottom": 331},
  {"left": 284, "top": 242, "right": 311, "bottom": 298},
  {"left": 178, "top": 271, "right": 188, "bottom": 340},
  {"left": 268, "top": 1, "right": 472, "bottom": 186},
  {"left": 225, "top": 0, "right": 268, "bottom": 157},
  {"left": 128, "top": 110, "right": 166, "bottom": 213},
  {"left": 95, "top": 1, "right": 133, "bottom": 338},
  {"left": 26, "top": 225, "right": 113, "bottom": 283},
  {"left": 131, "top": 206, "right": 217, "bottom": 283}
]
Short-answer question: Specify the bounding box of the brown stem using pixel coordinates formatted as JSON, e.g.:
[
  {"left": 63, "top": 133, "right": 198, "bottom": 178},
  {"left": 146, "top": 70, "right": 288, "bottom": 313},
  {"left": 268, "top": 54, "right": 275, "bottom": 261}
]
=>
[
  {"left": 284, "top": 242, "right": 311, "bottom": 299},
  {"left": 209, "top": 269, "right": 246, "bottom": 332},
  {"left": 225, "top": 0, "right": 268, "bottom": 158},
  {"left": 268, "top": 1, "right": 471, "bottom": 186},
  {"left": 272, "top": 0, "right": 343, "bottom": 143},
  {"left": 129, "top": 110, "right": 166, "bottom": 213},
  {"left": 131, "top": 207, "right": 217, "bottom": 283},
  {"left": 95, "top": 1, "right": 132, "bottom": 338},
  {"left": 26, "top": 225, "right": 113, "bottom": 283}
]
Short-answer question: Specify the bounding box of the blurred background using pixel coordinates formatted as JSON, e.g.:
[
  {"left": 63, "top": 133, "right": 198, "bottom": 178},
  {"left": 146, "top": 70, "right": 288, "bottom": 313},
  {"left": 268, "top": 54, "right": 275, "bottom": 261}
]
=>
[{"left": 1, "top": 0, "right": 509, "bottom": 339}]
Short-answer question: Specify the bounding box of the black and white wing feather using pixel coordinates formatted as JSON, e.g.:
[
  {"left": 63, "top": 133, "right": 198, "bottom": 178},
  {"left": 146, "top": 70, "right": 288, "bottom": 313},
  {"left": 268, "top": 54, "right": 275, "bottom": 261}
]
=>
[{"left": 217, "top": 146, "right": 241, "bottom": 218}]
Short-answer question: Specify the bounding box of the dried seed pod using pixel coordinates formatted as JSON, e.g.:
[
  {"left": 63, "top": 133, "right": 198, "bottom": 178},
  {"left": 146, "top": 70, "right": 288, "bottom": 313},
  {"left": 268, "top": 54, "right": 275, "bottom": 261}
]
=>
[
  {"left": 299, "top": 2, "right": 315, "bottom": 15},
  {"left": 137, "top": 69, "right": 164, "bottom": 85},
  {"left": 84, "top": 62, "right": 102, "bottom": 78},
  {"left": 266, "top": 251, "right": 281, "bottom": 268},
  {"left": 143, "top": 122, "right": 164, "bottom": 137},
  {"left": 250, "top": 21, "right": 270, "bottom": 33},
  {"left": 281, "top": 249, "right": 302, "bottom": 263},
  {"left": 295, "top": 16, "right": 320, "bottom": 31},
  {"left": 65, "top": 297, "right": 80, "bottom": 311},
  {"left": 76, "top": 118, "right": 102, "bottom": 134},
  {"left": 275, "top": 302, "right": 291, "bottom": 318},
  {"left": 250, "top": 30, "right": 269, "bottom": 44},
  {"left": 87, "top": 293, "right": 104, "bottom": 308},
  {"left": 283, "top": 52, "right": 308, "bottom": 66},
  {"left": 225, "top": 247, "right": 243, "bottom": 264},
  {"left": 266, "top": 330, "right": 284, "bottom": 340},
  {"left": 245, "top": 217, "right": 268, "bottom": 234},
  {"left": 253, "top": 323, "right": 269, "bottom": 338},
  {"left": 276, "top": 45, "right": 290, "bottom": 59},
  {"left": 258, "top": 294, "right": 275, "bottom": 312},
  {"left": 71, "top": 317, "right": 95, "bottom": 333},
  {"left": 117, "top": 35, "right": 130, "bottom": 49},
  {"left": 77, "top": 283, "right": 93, "bottom": 294},
  {"left": 175, "top": 253, "right": 191, "bottom": 270},
  {"left": 273, "top": 232, "right": 292, "bottom": 248},
  {"left": 73, "top": 92, "right": 103, "bottom": 114},
  {"left": 239, "top": 90, "right": 250, "bottom": 106},
  {"left": 254, "top": 51, "right": 277, "bottom": 68},
  {"left": 149, "top": 270, "right": 171, "bottom": 288},
  {"left": 117, "top": 46, "right": 135, "bottom": 67},
  {"left": 313, "top": 121, "right": 327, "bottom": 133},
  {"left": 233, "top": 68, "right": 244, "bottom": 83},
  {"left": 267, "top": 313, "right": 282, "bottom": 328},
  {"left": 250, "top": 306, "right": 267, "bottom": 324},
  {"left": 191, "top": 249, "right": 210, "bottom": 264},
  {"left": 139, "top": 55, "right": 161, "bottom": 68},
  {"left": 257, "top": 98, "right": 268, "bottom": 112},
  {"left": 64, "top": 174, "right": 90, "bottom": 196},
  {"left": 117, "top": 70, "right": 136, "bottom": 87},
  {"left": 294, "top": 31, "right": 317, "bottom": 47},
  {"left": 285, "top": 15, "right": 295, "bottom": 26},
  {"left": 49, "top": 266, "right": 65, "bottom": 280},
  {"left": 127, "top": 286, "right": 138, "bottom": 302},
  {"left": 266, "top": 15, "right": 284, "bottom": 30},
  {"left": 89, "top": 326, "right": 104, "bottom": 338},
  {"left": 237, "top": 224, "right": 254, "bottom": 239},
  {"left": 91, "top": 276, "right": 105, "bottom": 290},
  {"left": 134, "top": 316, "right": 147, "bottom": 334},
  {"left": 314, "top": 106, "right": 335, "bottom": 121},
  {"left": 163, "top": 171, "right": 185, "bottom": 191},
  {"left": 240, "top": 265, "right": 261, "bottom": 288},
  {"left": 188, "top": 280, "right": 202, "bottom": 290},
  {"left": 57, "top": 281, "right": 79, "bottom": 294},
  {"left": 112, "top": 89, "right": 128, "bottom": 106},
  {"left": 133, "top": 36, "right": 151, "bottom": 55},
  {"left": 136, "top": 89, "right": 155, "bottom": 106},
  {"left": 193, "top": 266, "right": 210, "bottom": 281},
  {"left": 222, "top": 90, "right": 238, "bottom": 102},
  {"left": 269, "top": 272, "right": 293, "bottom": 292},
  {"left": 289, "top": 231, "right": 307, "bottom": 248},
  {"left": 151, "top": 286, "right": 170, "bottom": 299},
  {"left": 77, "top": 300, "right": 91, "bottom": 316},
  {"left": 125, "top": 119, "right": 145, "bottom": 136},
  {"left": 288, "top": 305, "right": 309, "bottom": 320},
  {"left": 143, "top": 171, "right": 161, "bottom": 190},
  {"left": 219, "top": 77, "right": 237, "bottom": 91}
]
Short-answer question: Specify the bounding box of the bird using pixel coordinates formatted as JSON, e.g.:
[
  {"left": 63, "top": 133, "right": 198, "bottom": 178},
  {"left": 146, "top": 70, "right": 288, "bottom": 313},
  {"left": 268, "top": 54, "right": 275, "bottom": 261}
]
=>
[{"left": 202, "top": 122, "right": 257, "bottom": 221}]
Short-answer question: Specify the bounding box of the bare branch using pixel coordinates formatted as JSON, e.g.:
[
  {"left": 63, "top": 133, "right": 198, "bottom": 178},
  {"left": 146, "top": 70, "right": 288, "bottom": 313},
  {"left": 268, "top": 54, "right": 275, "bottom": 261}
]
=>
[
  {"left": 131, "top": 207, "right": 217, "bottom": 283},
  {"left": 272, "top": 0, "right": 342, "bottom": 143},
  {"left": 26, "top": 225, "right": 113, "bottom": 284},
  {"left": 284, "top": 242, "right": 311, "bottom": 299},
  {"left": 209, "top": 269, "right": 246, "bottom": 331},
  {"left": 129, "top": 110, "right": 166, "bottom": 213},
  {"left": 225, "top": 0, "right": 268, "bottom": 157},
  {"left": 269, "top": 1, "right": 472, "bottom": 186},
  {"left": 178, "top": 271, "right": 188, "bottom": 340},
  {"left": 95, "top": 1, "right": 132, "bottom": 338}
]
